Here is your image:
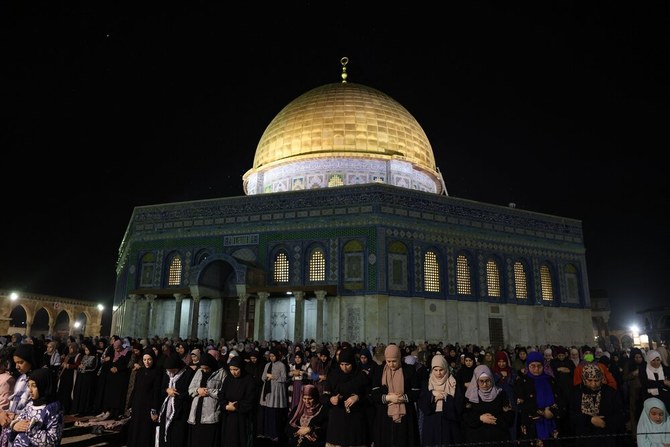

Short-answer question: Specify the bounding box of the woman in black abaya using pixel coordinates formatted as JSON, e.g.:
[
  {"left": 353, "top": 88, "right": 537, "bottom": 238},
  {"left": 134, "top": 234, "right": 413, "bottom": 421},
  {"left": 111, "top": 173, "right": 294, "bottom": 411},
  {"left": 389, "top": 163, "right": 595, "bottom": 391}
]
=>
[{"left": 126, "top": 347, "right": 162, "bottom": 447}]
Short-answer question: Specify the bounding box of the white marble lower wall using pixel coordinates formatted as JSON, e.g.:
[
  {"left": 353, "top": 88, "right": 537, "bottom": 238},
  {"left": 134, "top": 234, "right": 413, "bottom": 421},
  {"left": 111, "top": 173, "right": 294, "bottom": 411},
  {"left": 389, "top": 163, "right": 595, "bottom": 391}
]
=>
[
  {"left": 319, "top": 295, "right": 593, "bottom": 348},
  {"left": 131, "top": 295, "right": 592, "bottom": 348}
]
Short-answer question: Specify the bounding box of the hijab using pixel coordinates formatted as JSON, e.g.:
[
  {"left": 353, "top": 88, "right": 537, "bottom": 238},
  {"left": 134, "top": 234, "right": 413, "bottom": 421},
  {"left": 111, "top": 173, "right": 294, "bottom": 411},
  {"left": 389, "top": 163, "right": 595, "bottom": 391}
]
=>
[
  {"left": 526, "top": 351, "right": 557, "bottom": 439},
  {"left": 28, "top": 367, "right": 56, "bottom": 406},
  {"left": 465, "top": 365, "right": 500, "bottom": 403},
  {"left": 382, "top": 344, "right": 405, "bottom": 422},
  {"left": 458, "top": 351, "right": 477, "bottom": 384},
  {"left": 112, "top": 339, "right": 129, "bottom": 362},
  {"left": 160, "top": 352, "right": 188, "bottom": 442},
  {"left": 428, "top": 354, "right": 457, "bottom": 411},
  {"left": 199, "top": 352, "right": 219, "bottom": 381},
  {"left": 637, "top": 397, "right": 670, "bottom": 447},
  {"left": 228, "top": 356, "right": 245, "bottom": 373},
  {"left": 493, "top": 351, "right": 513, "bottom": 376},
  {"left": 289, "top": 384, "right": 323, "bottom": 426},
  {"left": 358, "top": 347, "right": 373, "bottom": 373},
  {"left": 580, "top": 363, "right": 603, "bottom": 416},
  {"left": 646, "top": 350, "right": 666, "bottom": 377},
  {"left": 13, "top": 344, "right": 36, "bottom": 369}
]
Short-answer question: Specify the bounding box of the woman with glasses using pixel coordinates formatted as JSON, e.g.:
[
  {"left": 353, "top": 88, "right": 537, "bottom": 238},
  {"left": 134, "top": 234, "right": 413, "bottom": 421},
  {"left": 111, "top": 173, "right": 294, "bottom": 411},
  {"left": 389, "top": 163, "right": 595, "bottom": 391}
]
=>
[
  {"left": 463, "top": 364, "right": 514, "bottom": 444},
  {"left": 515, "top": 351, "right": 564, "bottom": 445}
]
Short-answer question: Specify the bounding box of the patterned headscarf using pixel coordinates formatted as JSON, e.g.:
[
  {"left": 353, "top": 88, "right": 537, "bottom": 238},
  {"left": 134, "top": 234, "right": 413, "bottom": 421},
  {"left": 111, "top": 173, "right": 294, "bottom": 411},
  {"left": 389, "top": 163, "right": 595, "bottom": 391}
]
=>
[
  {"left": 580, "top": 363, "right": 603, "bottom": 416},
  {"left": 289, "top": 384, "right": 323, "bottom": 428}
]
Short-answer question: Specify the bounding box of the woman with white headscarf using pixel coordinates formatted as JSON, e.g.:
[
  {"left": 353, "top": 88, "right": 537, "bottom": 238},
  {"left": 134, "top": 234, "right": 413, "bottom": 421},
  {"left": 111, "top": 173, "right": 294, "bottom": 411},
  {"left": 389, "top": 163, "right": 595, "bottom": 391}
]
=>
[
  {"left": 639, "top": 350, "right": 670, "bottom": 412},
  {"left": 371, "top": 344, "right": 421, "bottom": 447},
  {"left": 463, "top": 364, "right": 513, "bottom": 443},
  {"left": 418, "top": 354, "right": 464, "bottom": 446}
]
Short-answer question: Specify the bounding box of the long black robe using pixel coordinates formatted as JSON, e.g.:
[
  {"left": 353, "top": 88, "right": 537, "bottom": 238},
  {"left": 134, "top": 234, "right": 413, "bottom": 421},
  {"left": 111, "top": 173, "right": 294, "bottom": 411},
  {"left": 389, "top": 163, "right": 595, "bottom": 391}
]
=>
[
  {"left": 463, "top": 392, "right": 514, "bottom": 443},
  {"left": 101, "top": 350, "right": 132, "bottom": 418},
  {"left": 569, "top": 383, "right": 626, "bottom": 447},
  {"left": 126, "top": 362, "right": 163, "bottom": 447},
  {"left": 158, "top": 366, "right": 195, "bottom": 447},
  {"left": 322, "top": 362, "right": 370, "bottom": 446},
  {"left": 220, "top": 370, "right": 257, "bottom": 447},
  {"left": 418, "top": 379, "right": 464, "bottom": 446}
]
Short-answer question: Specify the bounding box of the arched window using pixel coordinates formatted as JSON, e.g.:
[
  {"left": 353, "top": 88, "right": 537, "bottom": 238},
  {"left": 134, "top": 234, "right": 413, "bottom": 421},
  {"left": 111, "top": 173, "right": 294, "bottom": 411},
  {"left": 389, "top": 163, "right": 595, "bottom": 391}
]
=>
[
  {"left": 564, "top": 263, "right": 580, "bottom": 304},
  {"left": 540, "top": 264, "right": 554, "bottom": 301},
  {"left": 513, "top": 261, "right": 528, "bottom": 299},
  {"left": 167, "top": 255, "right": 182, "bottom": 286},
  {"left": 456, "top": 254, "right": 472, "bottom": 295},
  {"left": 424, "top": 250, "right": 440, "bottom": 292},
  {"left": 308, "top": 247, "right": 326, "bottom": 282},
  {"left": 140, "top": 252, "right": 155, "bottom": 287},
  {"left": 486, "top": 259, "right": 501, "bottom": 297},
  {"left": 388, "top": 241, "right": 408, "bottom": 291},
  {"left": 273, "top": 251, "right": 289, "bottom": 283}
]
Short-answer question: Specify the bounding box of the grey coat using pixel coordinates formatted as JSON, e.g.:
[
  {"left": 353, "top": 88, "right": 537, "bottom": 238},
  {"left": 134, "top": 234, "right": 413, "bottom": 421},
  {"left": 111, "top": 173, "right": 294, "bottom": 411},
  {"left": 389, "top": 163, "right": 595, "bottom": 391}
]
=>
[
  {"left": 259, "top": 360, "right": 288, "bottom": 408},
  {"left": 187, "top": 367, "right": 227, "bottom": 424}
]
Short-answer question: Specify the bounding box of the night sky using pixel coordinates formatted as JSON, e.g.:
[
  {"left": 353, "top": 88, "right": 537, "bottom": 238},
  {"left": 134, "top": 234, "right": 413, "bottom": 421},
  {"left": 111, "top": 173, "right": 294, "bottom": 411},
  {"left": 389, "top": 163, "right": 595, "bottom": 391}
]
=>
[{"left": 1, "top": 1, "right": 668, "bottom": 330}]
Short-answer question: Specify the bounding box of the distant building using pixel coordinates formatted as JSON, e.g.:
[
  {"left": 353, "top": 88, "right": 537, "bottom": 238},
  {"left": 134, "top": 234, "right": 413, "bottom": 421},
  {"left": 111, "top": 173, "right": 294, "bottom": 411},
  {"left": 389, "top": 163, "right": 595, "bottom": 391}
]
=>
[
  {"left": 0, "top": 290, "right": 104, "bottom": 337},
  {"left": 111, "top": 59, "right": 593, "bottom": 347},
  {"left": 638, "top": 306, "right": 670, "bottom": 346}
]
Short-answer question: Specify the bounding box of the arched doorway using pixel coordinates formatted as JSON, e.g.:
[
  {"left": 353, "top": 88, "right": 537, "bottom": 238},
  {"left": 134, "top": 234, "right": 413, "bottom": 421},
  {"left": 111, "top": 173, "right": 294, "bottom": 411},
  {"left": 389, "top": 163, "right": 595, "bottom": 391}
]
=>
[
  {"left": 55, "top": 311, "right": 71, "bottom": 338},
  {"left": 33, "top": 308, "right": 51, "bottom": 337},
  {"left": 73, "top": 312, "right": 87, "bottom": 337},
  {"left": 193, "top": 257, "right": 255, "bottom": 341},
  {"left": 9, "top": 305, "right": 27, "bottom": 334}
]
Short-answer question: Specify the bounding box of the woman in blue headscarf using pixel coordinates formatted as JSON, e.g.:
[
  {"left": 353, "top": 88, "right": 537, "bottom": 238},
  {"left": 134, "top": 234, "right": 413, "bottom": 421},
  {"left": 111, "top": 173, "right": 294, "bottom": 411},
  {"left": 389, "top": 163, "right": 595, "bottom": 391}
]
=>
[
  {"left": 514, "top": 350, "right": 565, "bottom": 444},
  {"left": 637, "top": 397, "right": 670, "bottom": 447}
]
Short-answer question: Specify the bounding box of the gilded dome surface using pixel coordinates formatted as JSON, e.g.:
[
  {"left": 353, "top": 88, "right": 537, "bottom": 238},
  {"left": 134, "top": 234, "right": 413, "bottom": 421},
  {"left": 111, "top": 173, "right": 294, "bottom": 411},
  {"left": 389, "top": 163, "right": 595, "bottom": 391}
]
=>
[{"left": 243, "top": 82, "right": 442, "bottom": 195}]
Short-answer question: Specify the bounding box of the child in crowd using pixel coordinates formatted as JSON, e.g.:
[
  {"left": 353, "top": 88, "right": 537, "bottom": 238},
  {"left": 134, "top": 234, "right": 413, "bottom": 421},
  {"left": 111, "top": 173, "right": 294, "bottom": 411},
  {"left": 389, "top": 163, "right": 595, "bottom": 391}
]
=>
[{"left": 9, "top": 368, "right": 64, "bottom": 447}]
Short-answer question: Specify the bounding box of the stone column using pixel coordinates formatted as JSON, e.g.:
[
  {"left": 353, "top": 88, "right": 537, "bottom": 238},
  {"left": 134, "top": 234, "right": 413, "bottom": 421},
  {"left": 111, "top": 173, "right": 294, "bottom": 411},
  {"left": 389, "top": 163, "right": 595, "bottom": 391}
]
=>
[
  {"left": 173, "top": 294, "right": 184, "bottom": 339},
  {"left": 189, "top": 295, "right": 201, "bottom": 340},
  {"left": 144, "top": 294, "right": 157, "bottom": 339},
  {"left": 237, "top": 294, "right": 249, "bottom": 341},
  {"left": 315, "top": 290, "right": 327, "bottom": 343},
  {"left": 293, "top": 291, "right": 305, "bottom": 343},
  {"left": 123, "top": 294, "right": 141, "bottom": 337},
  {"left": 256, "top": 292, "right": 269, "bottom": 342},
  {"left": 25, "top": 320, "right": 32, "bottom": 336}
]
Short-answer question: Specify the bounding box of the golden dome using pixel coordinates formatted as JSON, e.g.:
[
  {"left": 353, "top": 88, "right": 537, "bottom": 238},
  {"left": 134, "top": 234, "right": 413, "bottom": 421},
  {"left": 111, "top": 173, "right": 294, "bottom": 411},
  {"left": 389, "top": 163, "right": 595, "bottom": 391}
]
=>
[{"left": 243, "top": 81, "right": 442, "bottom": 195}]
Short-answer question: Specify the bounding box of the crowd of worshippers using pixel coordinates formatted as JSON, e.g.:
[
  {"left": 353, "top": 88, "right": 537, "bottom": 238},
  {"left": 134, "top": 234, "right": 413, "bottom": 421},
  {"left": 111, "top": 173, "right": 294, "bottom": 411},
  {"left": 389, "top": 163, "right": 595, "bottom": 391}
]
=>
[{"left": 0, "top": 333, "right": 668, "bottom": 447}]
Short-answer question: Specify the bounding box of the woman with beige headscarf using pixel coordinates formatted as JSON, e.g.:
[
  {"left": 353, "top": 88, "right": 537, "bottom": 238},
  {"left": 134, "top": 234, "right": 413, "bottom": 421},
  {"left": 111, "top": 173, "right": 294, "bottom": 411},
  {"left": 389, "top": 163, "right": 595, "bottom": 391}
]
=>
[
  {"left": 371, "top": 344, "right": 420, "bottom": 446},
  {"left": 418, "top": 354, "right": 464, "bottom": 446}
]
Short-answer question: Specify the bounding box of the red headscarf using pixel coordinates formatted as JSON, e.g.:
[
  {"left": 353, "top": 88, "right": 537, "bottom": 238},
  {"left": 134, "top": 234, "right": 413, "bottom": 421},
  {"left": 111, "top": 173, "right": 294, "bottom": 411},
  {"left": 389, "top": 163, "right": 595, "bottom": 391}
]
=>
[{"left": 492, "top": 351, "right": 512, "bottom": 376}]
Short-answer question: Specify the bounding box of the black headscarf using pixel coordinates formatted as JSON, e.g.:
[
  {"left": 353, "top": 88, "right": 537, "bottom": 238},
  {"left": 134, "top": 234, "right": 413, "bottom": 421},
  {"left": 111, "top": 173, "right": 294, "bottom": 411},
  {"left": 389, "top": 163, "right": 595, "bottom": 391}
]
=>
[
  {"left": 228, "top": 356, "right": 244, "bottom": 372},
  {"left": 28, "top": 367, "right": 56, "bottom": 406},
  {"left": 164, "top": 352, "right": 184, "bottom": 370},
  {"left": 328, "top": 347, "right": 365, "bottom": 399},
  {"left": 13, "top": 344, "right": 36, "bottom": 369},
  {"left": 199, "top": 352, "right": 219, "bottom": 373}
]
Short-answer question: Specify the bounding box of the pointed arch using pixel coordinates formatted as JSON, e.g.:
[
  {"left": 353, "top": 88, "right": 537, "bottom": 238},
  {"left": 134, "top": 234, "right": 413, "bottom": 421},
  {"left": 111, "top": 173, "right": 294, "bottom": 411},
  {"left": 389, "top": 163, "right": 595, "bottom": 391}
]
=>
[
  {"left": 485, "top": 257, "right": 501, "bottom": 298},
  {"left": 166, "top": 252, "right": 183, "bottom": 286},
  {"left": 540, "top": 263, "right": 554, "bottom": 301},
  {"left": 456, "top": 252, "right": 473, "bottom": 296},
  {"left": 424, "top": 249, "right": 440, "bottom": 293}
]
